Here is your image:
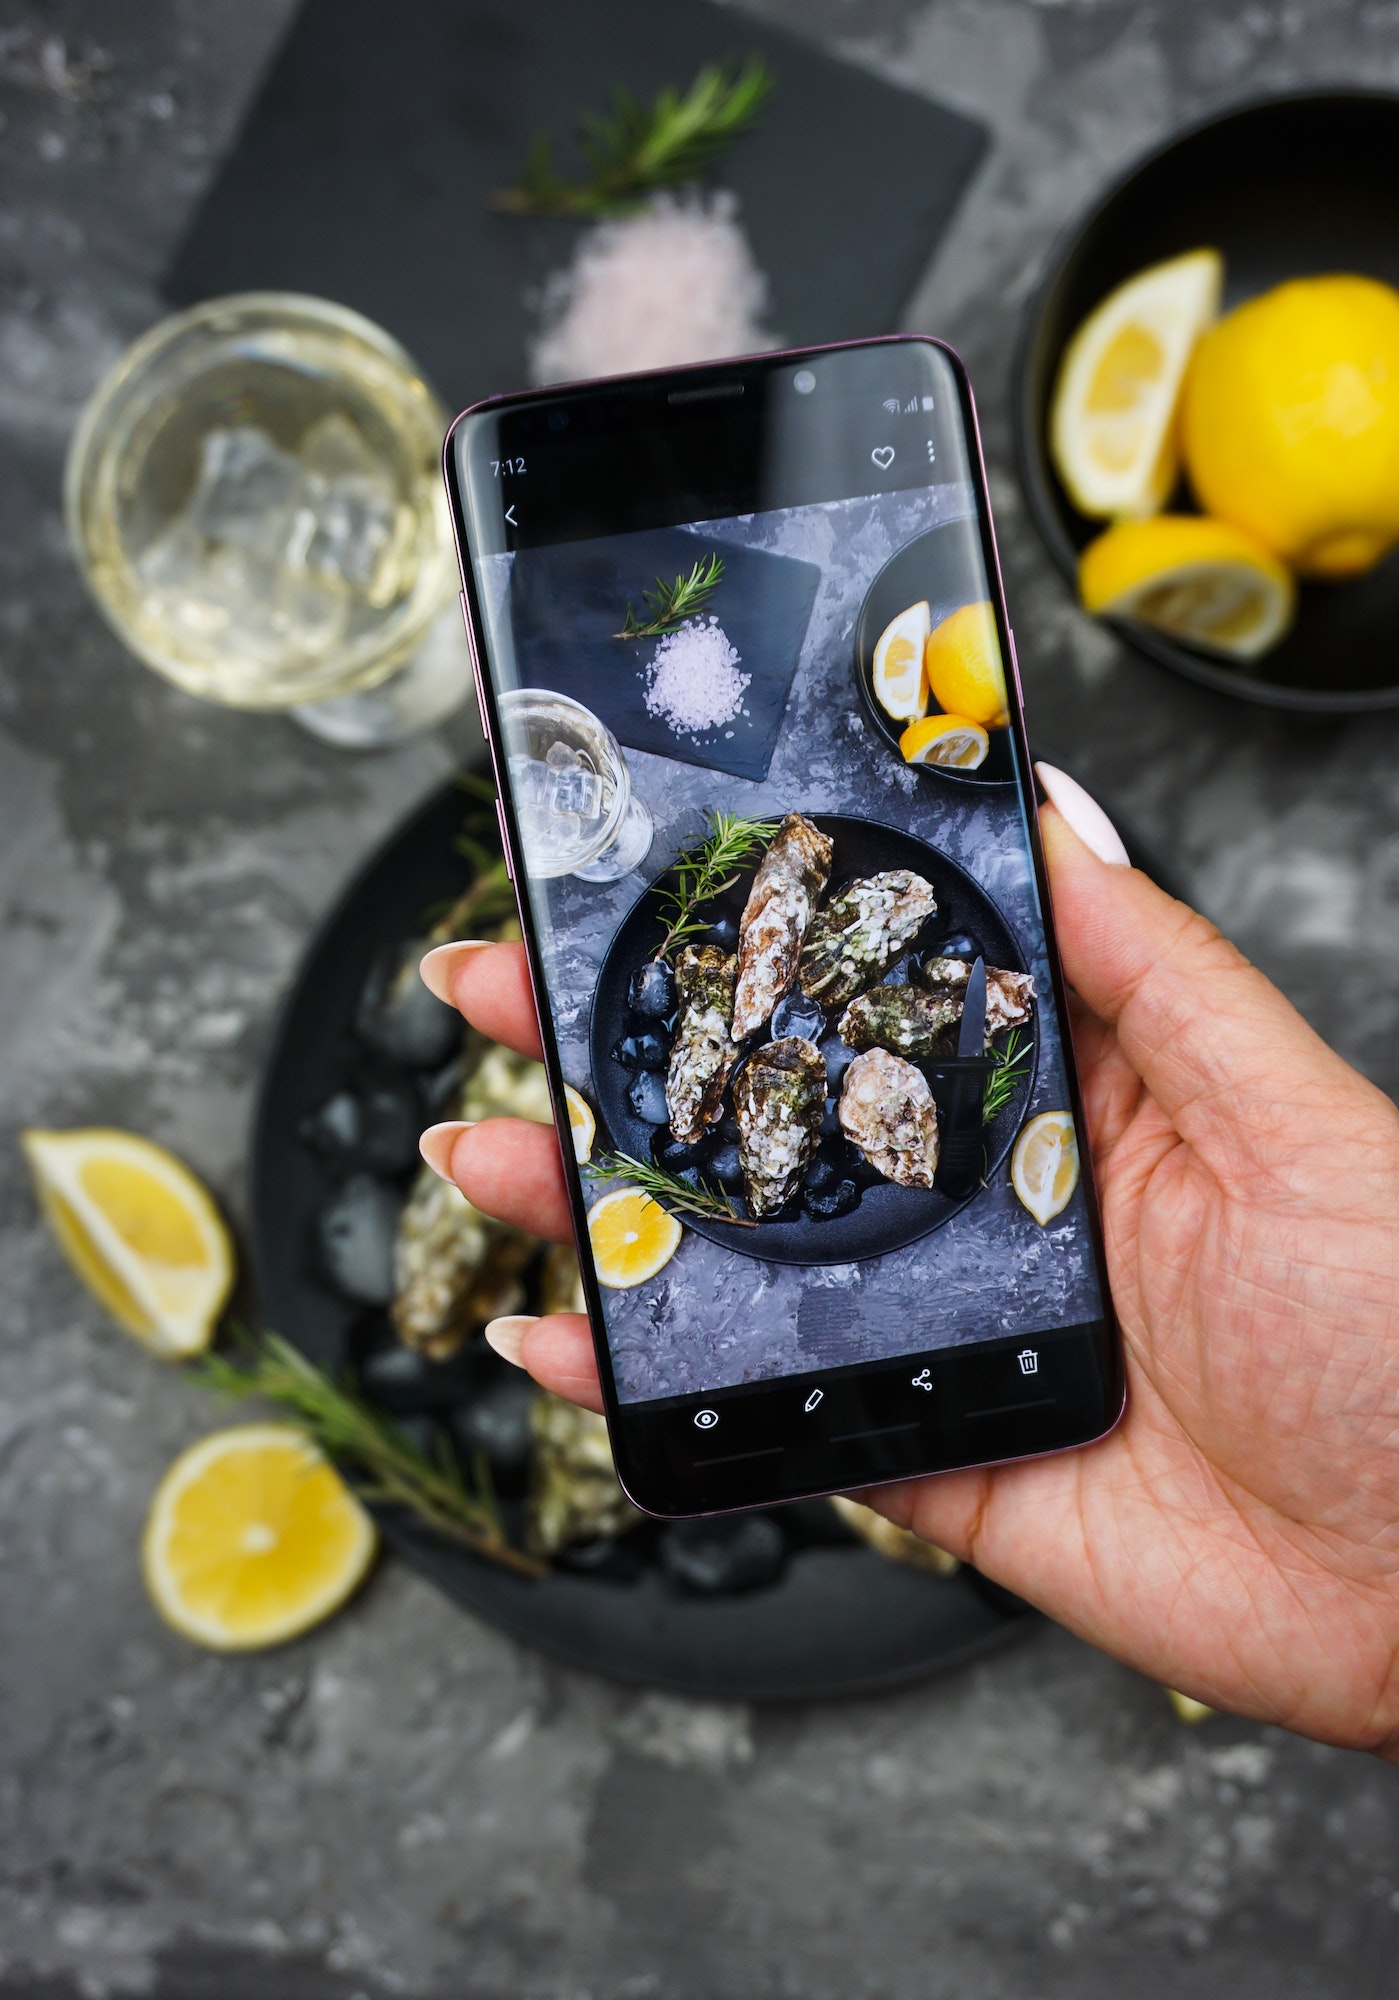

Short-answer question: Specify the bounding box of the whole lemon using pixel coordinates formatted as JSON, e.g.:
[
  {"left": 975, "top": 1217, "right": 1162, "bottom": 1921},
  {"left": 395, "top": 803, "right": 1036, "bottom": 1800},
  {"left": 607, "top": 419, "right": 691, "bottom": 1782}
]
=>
[
  {"left": 922, "top": 600, "right": 1009, "bottom": 729},
  {"left": 1181, "top": 275, "right": 1399, "bottom": 578}
]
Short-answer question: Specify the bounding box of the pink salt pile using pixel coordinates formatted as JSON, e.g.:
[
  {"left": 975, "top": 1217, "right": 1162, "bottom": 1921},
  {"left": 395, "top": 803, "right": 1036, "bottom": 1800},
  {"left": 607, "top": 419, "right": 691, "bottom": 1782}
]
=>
[
  {"left": 642, "top": 617, "right": 750, "bottom": 736},
  {"left": 529, "top": 191, "right": 776, "bottom": 384}
]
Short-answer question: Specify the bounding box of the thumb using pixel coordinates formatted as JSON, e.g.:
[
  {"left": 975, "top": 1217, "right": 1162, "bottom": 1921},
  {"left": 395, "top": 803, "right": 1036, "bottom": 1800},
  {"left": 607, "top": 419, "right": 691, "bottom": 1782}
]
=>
[{"left": 1038, "top": 780, "right": 1371, "bottom": 1181}]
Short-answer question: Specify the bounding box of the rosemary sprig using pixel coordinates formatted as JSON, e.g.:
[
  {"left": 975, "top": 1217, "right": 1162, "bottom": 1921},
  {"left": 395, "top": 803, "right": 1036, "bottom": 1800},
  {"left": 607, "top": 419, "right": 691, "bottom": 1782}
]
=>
[
  {"left": 198, "top": 1331, "right": 544, "bottom": 1579},
  {"left": 652, "top": 810, "right": 779, "bottom": 960},
  {"left": 615, "top": 553, "right": 725, "bottom": 639},
  {"left": 585, "top": 1150, "right": 756, "bottom": 1227},
  {"left": 982, "top": 1029, "right": 1033, "bottom": 1124},
  {"left": 494, "top": 59, "right": 773, "bottom": 219}
]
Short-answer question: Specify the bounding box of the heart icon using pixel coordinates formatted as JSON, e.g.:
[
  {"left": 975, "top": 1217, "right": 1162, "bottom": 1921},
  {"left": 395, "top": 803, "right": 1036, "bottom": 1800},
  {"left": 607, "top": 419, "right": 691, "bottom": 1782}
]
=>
[{"left": 871, "top": 445, "right": 895, "bottom": 469}]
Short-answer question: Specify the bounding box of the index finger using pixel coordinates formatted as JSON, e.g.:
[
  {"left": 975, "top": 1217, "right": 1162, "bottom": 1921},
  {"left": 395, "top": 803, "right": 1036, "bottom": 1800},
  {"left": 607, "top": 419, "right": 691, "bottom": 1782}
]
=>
[{"left": 419, "top": 940, "right": 543, "bottom": 1061}]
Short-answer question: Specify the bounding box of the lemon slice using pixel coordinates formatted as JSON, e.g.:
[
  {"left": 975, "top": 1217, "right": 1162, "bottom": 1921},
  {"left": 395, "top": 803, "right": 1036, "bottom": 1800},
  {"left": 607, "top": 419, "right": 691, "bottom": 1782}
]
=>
[
  {"left": 1011, "top": 1111, "right": 1080, "bottom": 1226},
  {"left": 1079, "top": 514, "right": 1295, "bottom": 660},
  {"left": 21, "top": 1127, "right": 234, "bottom": 1358},
  {"left": 587, "top": 1188, "right": 681, "bottom": 1288},
  {"left": 564, "top": 1084, "right": 595, "bottom": 1163},
  {"left": 923, "top": 600, "right": 1009, "bottom": 729},
  {"left": 1051, "top": 248, "right": 1223, "bottom": 518},
  {"left": 142, "top": 1425, "right": 376, "bottom": 1651},
  {"left": 899, "top": 712, "right": 989, "bottom": 770},
  {"left": 871, "top": 600, "right": 930, "bottom": 721}
]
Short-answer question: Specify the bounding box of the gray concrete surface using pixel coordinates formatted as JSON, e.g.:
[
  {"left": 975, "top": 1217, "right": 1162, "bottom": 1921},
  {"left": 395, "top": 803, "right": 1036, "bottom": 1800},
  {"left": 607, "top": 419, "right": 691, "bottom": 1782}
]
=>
[{"left": 3, "top": 1, "right": 1399, "bottom": 1994}]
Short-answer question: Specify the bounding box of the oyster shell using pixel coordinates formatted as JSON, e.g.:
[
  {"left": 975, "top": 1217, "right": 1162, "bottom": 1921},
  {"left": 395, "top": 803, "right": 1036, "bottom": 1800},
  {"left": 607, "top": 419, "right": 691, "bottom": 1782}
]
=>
[
  {"left": 918, "top": 956, "right": 1036, "bottom": 1042},
  {"left": 731, "top": 813, "right": 833, "bottom": 1040},
  {"left": 839, "top": 961, "right": 1035, "bottom": 1057},
  {"left": 838, "top": 1047, "right": 940, "bottom": 1189},
  {"left": 799, "top": 871, "right": 937, "bottom": 1009},
  {"left": 527, "top": 1392, "right": 643, "bottom": 1555},
  {"left": 733, "top": 1035, "right": 826, "bottom": 1218},
  {"left": 666, "top": 943, "right": 738, "bottom": 1144}
]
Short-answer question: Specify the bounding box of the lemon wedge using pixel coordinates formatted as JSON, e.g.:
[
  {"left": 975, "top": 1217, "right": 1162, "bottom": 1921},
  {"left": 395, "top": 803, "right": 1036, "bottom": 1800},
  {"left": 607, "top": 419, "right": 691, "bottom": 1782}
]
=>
[
  {"left": 1011, "top": 1111, "right": 1080, "bottom": 1226},
  {"left": 1051, "top": 248, "right": 1223, "bottom": 519},
  {"left": 142, "top": 1425, "right": 376, "bottom": 1651},
  {"left": 564, "top": 1084, "right": 595, "bottom": 1164},
  {"left": 21, "top": 1127, "right": 234, "bottom": 1358},
  {"left": 1079, "top": 514, "right": 1295, "bottom": 660},
  {"left": 923, "top": 600, "right": 1009, "bottom": 729},
  {"left": 899, "top": 712, "right": 989, "bottom": 770},
  {"left": 587, "top": 1188, "right": 681, "bottom": 1288},
  {"left": 871, "top": 600, "right": 930, "bottom": 721}
]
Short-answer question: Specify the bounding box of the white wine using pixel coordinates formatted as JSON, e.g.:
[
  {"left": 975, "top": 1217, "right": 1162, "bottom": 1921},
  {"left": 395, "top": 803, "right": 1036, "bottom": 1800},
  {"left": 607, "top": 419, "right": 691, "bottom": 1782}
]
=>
[{"left": 67, "top": 295, "right": 455, "bottom": 709}]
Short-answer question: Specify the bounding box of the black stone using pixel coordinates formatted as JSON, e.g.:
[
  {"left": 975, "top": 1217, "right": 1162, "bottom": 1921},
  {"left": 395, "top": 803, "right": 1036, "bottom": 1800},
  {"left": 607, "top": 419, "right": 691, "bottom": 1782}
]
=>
[
  {"left": 770, "top": 991, "right": 826, "bottom": 1041},
  {"left": 881, "top": 954, "right": 916, "bottom": 987},
  {"left": 818, "top": 1034, "right": 856, "bottom": 1089},
  {"left": 448, "top": 1377, "right": 536, "bottom": 1470},
  {"left": 652, "top": 1128, "right": 712, "bottom": 1173},
  {"left": 928, "top": 930, "right": 981, "bottom": 968},
  {"left": 315, "top": 1173, "right": 400, "bottom": 1305},
  {"left": 627, "top": 1070, "right": 672, "bottom": 1124},
  {"left": 355, "top": 938, "right": 462, "bottom": 1068},
  {"left": 658, "top": 1515, "right": 788, "bottom": 1595},
  {"left": 612, "top": 1029, "right": 670, "bottom": 1070},
  {"left": 704, "top": 912, "right": 740, "bottom": 952},
  {"left": 804, "top": 1176, "right": 861, "bottom": 1221},
  {"left": 298, "top": 1090, "right": 361, "bottom": 1159},
  {"left": 627, "top": 958, "right": 677, "bottom": 1017},
  {"left": 705, "top": 1141, "right": 745, "bottom": 1193}
]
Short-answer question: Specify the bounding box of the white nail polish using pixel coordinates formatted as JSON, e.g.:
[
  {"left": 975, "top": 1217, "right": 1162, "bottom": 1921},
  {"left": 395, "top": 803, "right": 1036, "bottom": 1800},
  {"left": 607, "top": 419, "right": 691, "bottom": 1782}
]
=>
[
  {"left": 418, "top": 1120, "right": 474, "bottom": 1180},
  {"left": 418, "top": 939, "right": 494, "bottom": 1003},
  {"left": 484, "top": 1316, "right": 537, "bottom": 1367},
  {"left": 1035, "top": 763, "right": 1131, "bottom": 869}
]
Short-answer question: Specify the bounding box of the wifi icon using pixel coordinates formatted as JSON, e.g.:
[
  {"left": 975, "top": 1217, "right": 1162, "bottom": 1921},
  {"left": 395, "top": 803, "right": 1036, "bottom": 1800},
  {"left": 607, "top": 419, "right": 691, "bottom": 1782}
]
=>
[{"left": 882, "top": 397, "right": 901, "bottom": 415}]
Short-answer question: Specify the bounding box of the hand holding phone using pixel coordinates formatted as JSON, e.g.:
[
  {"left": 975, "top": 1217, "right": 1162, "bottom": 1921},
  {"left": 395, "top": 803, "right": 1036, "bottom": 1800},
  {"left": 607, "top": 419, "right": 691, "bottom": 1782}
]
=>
[{"left": 428, "top": 788, "right": 1399, "bottom": 1758}]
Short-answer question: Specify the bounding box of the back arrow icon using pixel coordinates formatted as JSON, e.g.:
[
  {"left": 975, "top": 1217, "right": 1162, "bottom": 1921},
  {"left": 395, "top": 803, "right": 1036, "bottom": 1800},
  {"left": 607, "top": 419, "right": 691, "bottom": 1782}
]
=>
[{"left": 504, "top": 505, "right": 517, "bottom": 527}]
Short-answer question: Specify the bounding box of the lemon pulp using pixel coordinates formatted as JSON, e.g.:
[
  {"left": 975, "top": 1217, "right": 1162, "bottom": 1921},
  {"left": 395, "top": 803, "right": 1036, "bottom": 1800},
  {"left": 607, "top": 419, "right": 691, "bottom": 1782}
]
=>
[
  {"left": 587, "top": 1189, "right": 682, "bottom": 1288},
  {"left": 21, "top": 1127, "right": 234, "bottom": 1357},
  {"left": 899, "top": 713, "right": 989, "bottom": 769},
  {"left": 1011, "top": 1111, "right": 1080, "bottom": 1227},
  {"left": 142, "top": 1425, "right": 376, "bottom": 1650},
  {"left": 1078, "top": 515, "right": 1296, "bottom": 660}
]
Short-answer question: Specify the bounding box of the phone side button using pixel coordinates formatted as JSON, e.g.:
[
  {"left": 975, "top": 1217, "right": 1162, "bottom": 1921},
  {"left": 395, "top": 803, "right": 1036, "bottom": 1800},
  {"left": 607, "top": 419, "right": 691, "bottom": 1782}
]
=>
[
  {"left": 460, "top": 591, "right": 490, "bottom": 737},
  {"left": 497, "top": 799, "right": 513, "bottom": 883}
]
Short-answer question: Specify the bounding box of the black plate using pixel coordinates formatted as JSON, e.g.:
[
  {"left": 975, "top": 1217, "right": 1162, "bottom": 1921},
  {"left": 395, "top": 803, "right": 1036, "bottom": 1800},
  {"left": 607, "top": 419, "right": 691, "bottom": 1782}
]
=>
[
  {"left": 588, "top": 814, "right": 1035, "bottom": 1266},
  {"left": 855, "top": 525, "right": 1016, "bottom": 783},
  {"left": 250, "top": 776, "right": 1036, "bottom": 1698},
  {"left": 1014, "top": 89, "right": 1399, "bottom": 712}
]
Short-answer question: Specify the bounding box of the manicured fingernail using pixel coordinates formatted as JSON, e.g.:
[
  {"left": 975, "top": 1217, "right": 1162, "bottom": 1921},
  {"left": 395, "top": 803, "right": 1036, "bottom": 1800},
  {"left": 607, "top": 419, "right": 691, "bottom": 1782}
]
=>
[
  {"left": 1035, "top": 763, "right": 1131, "bottom": 869},
  {"left": 418, "top": 1120, "right": 474, "bottom": 1180},
  {"left": 419, "top": 939, "right": 495, "bottom": 1003},
  {"left": 485, "top": 1315, "right": 537, "bottom": 1367}
]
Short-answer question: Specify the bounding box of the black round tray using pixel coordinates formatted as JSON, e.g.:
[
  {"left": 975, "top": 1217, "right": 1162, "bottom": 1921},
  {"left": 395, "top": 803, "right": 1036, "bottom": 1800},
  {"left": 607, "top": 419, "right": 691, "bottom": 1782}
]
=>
[
  {"left": 250, "top": 776, "right": 1037, "bottom": 1698},
  {"left": 588, "top": 813, "right": 1035, "bottom": 1265},
  {"left": 1014, "top": 88, "right": 1399, "bottom": 712},
  {"left": 854, "top": 524, "right": 1016, "bottom": 783}
]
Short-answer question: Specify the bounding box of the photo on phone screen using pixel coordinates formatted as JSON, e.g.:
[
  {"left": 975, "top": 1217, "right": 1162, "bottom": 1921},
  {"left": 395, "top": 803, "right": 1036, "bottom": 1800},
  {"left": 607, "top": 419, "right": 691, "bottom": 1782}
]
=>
[{"left": 448, "top": 338, "right": 1120, "bottom": 1515}]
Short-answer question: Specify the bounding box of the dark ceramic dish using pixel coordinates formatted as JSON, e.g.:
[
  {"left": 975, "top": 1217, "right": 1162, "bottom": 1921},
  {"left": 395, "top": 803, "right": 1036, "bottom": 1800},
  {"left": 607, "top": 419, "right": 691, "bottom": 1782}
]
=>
[
  {"left": 251, "top": 776, "right": 1037, "bottom": 1698},
  {"left": 1014, "top": 89, "right": 1399, "bottom": 712},
  {"left": 854, "top": 524, "right": 1016, "bottom": 783},
  {"left": 589, "top": 813, "right": 1035, "bottom": 1266}
]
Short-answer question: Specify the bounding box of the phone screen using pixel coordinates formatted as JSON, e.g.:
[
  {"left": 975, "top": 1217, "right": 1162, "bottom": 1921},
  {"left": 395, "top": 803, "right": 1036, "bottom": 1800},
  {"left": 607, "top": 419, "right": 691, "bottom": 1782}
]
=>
[{"left": 448, "top": 339, "right": 1120, "bottom": 1515}]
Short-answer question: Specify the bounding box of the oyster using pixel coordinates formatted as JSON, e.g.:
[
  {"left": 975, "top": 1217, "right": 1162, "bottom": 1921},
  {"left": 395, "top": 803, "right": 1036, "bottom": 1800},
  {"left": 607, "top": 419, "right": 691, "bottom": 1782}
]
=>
[
  {"left": 839, "top": 961, "right": 1035, "bottom": 1057},
  {"left": 666, "top": 943, "right": 738, "bottom": 1143},
  {"left": 918, "top": 956, "right": 1036, "bottom": 1042},
  {"left": 839, "top": 1047, "right": 941, "bottom": 1189},
  {"left": 731, "top": 813, "right": 833, "bottom": 1040},
  {"left": 733, "top": 1035, "right": 826, "bottom": 1218},
  {"left": 829, "top": 1496, "right": 960, "bottom": 1575},
  {"left": 799, "top": 871, "right": 937, "bottom": 1008},
  {"left": 391, "top": 1034, "right": 548, "bottom": 1359},
  {"left": 527, "top": 1392, "right": 643, "bottom": 1555}
]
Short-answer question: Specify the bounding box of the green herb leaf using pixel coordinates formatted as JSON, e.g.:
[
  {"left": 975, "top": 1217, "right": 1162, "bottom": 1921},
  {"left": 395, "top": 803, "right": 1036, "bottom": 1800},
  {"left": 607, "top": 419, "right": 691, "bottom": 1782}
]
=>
[
  {"left": 494, "top": 58, "right": 773, "bottom": 219},
  {"left": 982, "top": 1028, "right": 1034, "bottom": 1124},
  {"left": 584, "top": 1150, "right": 756, "bottom": 1227},
  {"left": 197, "top": 1331, "right": 544, "bottom": 1578},
  {"left": 652, "top": 810, "right": 779, "bottom": 961},
  {"left": 615, "top": 552, "right": 725, "bottom": 638}
]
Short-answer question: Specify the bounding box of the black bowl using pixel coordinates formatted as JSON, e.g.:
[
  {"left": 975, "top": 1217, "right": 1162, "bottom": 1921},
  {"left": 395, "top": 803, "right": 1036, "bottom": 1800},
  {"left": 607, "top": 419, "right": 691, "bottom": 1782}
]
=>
[
  {"left": 854, "top": 525, "right": 1016, "bottom": 784},
  {"left": 1014, "top": 88, "right": 1399, "bottom": 712}
]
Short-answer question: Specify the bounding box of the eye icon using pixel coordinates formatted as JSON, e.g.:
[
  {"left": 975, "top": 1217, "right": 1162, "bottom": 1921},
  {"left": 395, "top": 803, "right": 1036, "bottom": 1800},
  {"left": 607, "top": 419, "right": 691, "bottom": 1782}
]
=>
[{"left": 693, "top": 1408, "right": 720, "bottom": 1430}]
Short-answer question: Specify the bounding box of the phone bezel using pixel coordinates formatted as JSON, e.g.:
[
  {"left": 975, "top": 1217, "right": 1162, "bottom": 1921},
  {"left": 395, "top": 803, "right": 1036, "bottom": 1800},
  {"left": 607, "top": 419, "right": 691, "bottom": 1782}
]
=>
[{"left": 443, "top": 335, "right": 1124, "bottom": 1518}]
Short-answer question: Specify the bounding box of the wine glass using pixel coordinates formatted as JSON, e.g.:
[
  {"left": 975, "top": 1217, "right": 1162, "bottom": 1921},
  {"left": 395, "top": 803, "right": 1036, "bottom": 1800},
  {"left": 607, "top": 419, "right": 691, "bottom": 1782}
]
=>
[
  {"left": 497, "top": 689, "right": 653, "bottom": 883},
  {"left": 64, "top": 293, "right": 467, "bottom": 747}
]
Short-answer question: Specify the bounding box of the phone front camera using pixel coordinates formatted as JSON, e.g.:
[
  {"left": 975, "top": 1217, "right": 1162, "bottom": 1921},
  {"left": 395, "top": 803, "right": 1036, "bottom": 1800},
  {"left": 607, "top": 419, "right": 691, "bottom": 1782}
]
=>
[
  {"left": 547, "top": 409, "right": 570, "bottom": 431},
  {"left": 793, "top": 369, "right": 816, "bottom": 394}
]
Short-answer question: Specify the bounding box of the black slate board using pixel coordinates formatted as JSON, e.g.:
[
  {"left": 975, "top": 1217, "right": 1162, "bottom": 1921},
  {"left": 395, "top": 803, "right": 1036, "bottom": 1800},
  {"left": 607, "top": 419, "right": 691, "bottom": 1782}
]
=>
[
  {"left": 508, "top": 528, "right": 819, "bottom": 780},
  {"left": 164, "top": 0, "right": 988, "bottom": 410}
]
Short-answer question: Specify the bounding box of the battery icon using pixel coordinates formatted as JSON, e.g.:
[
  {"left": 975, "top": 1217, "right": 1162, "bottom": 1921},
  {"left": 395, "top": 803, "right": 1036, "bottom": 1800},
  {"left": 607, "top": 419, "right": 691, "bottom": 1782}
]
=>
[{"left": 920, "top": 394, "right": 935, "bottom": 411}]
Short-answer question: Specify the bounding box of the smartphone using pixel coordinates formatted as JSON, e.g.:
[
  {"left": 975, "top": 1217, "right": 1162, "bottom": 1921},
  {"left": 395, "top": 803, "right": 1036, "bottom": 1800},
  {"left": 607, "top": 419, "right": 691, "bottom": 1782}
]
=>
[{"left": 444, "top": 336, "right": 1123, "bottom": 1517}]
